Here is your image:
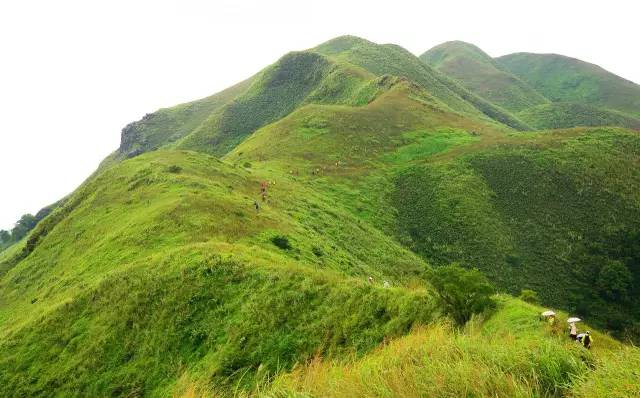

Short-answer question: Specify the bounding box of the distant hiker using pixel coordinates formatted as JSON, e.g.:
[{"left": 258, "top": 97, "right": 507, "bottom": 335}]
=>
[
  {"left": 569, "top": 322, "right": 577, "bottom": 340},
  {"left": 253, "top": 200, "right": 260, "bottom": 212},
  {"left": 577, "top": 331, "right": 592, "bottom": 349},
  {"left": 368, "top": 276, "right": 374, "bottom": 284},
  {"left": 260, "top": 181, "right": 269, "bottom": 194},
  {"left": 383, "top": 280, "right": 390, "bottom": 288}
]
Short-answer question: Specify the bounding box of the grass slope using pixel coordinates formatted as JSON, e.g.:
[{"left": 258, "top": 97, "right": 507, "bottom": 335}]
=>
[
  {"left": 517, "top": 102, "right": 640, "bottom": 130},
  {"left": 421, "top": 41, "right": 549, "bottom": 112},
  {"left": 3, "top": 35, "right": 640, "bottom": 397},
  {"left": 118, "top": 79, "right": 253, "bottom": 159},
  {"left": 497, "top": 52, "right": 640, "bottom": 117},
  {"left": 316, "top": 36, "right": 530, "bottom": 131},
  {"left": 182, "top": 297, "right": 640, "bottom": 397},
  {"left": 391, "top": 128, "right": 640, "bottom": 338},
  {"left": 0, "top": 150, "right": 439, "bottom": 396}
]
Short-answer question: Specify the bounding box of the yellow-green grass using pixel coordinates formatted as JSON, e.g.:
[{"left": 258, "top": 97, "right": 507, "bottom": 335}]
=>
[{"left": 261, "top": 297, "right": 639, "bottom": 398}]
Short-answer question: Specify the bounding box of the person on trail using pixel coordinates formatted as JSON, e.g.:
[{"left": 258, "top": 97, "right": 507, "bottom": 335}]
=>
[
  {"left": 577, "top": 331, "right": 592, "bottom": 349},
  {"left": 569, "top": 322, "right": 577, "bottom": 340},
  {"left": 368, "top": 276, "right": 374, "bottom": 284},
  {"left": 253, "top": 200, "right": 260, "bottom": 212}
]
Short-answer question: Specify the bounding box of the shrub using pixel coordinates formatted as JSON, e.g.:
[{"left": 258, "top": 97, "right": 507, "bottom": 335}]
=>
[
  {"left": 271, "top": 235, "right": 292, "bottom": 250},
  {"left": 519, "top": 289, "right": 540, "bottom": 304},
  {"left": 429, "top": 264, "right": 495, "bottom": 326},
  {"left": 312, "top": 246, "right": 324, "bottom": 257},
  {"left": 166, "top": 165, "right": 182, "bottom": 173},
  {"left": 242, "top": 162, "right": 252, "bottom": 168}
]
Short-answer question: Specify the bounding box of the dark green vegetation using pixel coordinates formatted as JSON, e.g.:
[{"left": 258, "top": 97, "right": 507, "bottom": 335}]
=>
[
  {"left": 1, "top": 36, "right": 640, "bottom": 396},
  {"left": 0, "top": 201, "right": 61, "bottom": 252},
  {"left": 517, "top": 102, "right": 640, "bottom": 130},
  {"left": 428, "top": 265, "right": 495, "bottom": 326},
  {"left": 392, "top": 128, "right": 640, "bottom": 340}
]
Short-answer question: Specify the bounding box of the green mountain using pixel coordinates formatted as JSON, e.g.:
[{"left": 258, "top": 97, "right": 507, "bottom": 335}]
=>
[
  {"left": 420, "top": 42, "right": 640, "bottom": 131},
  {"left": 517, "top": 102, "right": 640, "bottom": 130},
  {"left": 1, "top": 36, "right": 639, "bottom": 397},
  {"left": 497, "top": 52, "right": 640, "bottom": 118},
  {"left": 420, "top": 41, "right": 549, "bottom": 112}
]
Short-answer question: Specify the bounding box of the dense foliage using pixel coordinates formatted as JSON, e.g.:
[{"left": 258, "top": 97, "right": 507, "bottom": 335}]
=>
[{"left": 428, "top": 264, "right": 495, "bottom": 326}]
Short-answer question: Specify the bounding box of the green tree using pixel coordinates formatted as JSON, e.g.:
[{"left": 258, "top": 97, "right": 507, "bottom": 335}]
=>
[
  {"left": 0, "top": 230, "right": 10, "bottom": 244},
  {"left": 429, "top": 264, "right": 496, "bottom": 326},
  {"left": 10, "top": 214, "right": 37, "bottom": 241},
  {"left": 597, "top": 260, "right": 632, "bottom": 302},
  {"left": 519, "top": 289, "right": 540, "bottom": 304}
]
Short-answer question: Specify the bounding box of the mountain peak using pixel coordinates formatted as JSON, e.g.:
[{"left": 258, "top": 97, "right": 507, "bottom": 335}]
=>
[
  {"left": 313, "top": 35, "right": 374, "bottom": 54},
  {"left": 420, "top": 40, "right": 493, "bottom": 68}
]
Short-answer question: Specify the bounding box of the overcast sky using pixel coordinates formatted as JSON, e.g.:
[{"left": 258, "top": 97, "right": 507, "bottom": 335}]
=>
[{"left": 1, "top": 0, "right": 638, "bottom": 230}]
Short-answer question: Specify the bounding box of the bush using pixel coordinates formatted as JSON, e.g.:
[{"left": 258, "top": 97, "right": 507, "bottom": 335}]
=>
[
  {"left": 519, "top": 289, "right": 540, "bottom": 304},
  {"left": 271, "top": 235, "right": 292, "bottom": 250},
  {"left": 312, "top": 246, "right": 324, "bottom": 257},
  {"left": 429, "top": 264, "right": 495, "bottom": 326},
  {"left": 166, "top": 165, "right": 182, "bottom": 173}
]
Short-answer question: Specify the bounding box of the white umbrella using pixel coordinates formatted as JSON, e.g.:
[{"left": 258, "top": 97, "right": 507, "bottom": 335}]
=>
[
  {"left": 541, "top": 310, "right": 556, "bottom": 317},
  {"left": 567, "top": 317, "right": 582, "bottom": 323}
]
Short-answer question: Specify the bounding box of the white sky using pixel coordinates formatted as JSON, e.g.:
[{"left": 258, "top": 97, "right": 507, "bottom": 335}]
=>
[{"left": 1, "top": 0, "right": 638, "bottom": 230}]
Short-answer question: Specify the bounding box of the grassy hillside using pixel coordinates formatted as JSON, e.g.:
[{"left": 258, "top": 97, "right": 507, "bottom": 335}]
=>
[
  {"left": 497, "top": 52, "right": 640, "bottom": 117},
  {"left": 0, "top": 150, "right": 439, "bottom": 395},
  {"left": 117, "top": 79, "right": 253, "bottom": 159},
  {"left": 264, "top": 297, "right": 639, "bottom": 398},
  {"left": 420, "top": 41, "right": 549, "bottom": 112},
  {"left": 316, "top": 36, "right": 531, "bottom": 131},
  {"left": 118, "top": 36, "right": 530, "bottom": 162},
  {"left": 391, "top": 128, "right": 640, "bottom": 338},
  {"left": 517, "top": 102, "right": 640, "bottom": 130},
  {"left": 2, "top": 35, "right": 640, "bottom": 396}
]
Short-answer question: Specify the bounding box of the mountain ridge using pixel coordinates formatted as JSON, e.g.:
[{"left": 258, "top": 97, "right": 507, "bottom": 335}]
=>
[{"left": 2, "top": 35, "right": 639, "bottom": 397}]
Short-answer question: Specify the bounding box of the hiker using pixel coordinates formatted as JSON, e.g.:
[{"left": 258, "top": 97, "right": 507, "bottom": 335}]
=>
[
  {"left": 383, "top": 280, "right": 390, "bottom": 288},
  {"left": 569, "top": 322, "right": 577, "bottom": 340},
  {"left": 577, "top": 331, "right": 592, "bottom": 349},
  {"left": 260, "top": 181, "right": 268, "bottom": 194},
  {"left": 253, "top": 200, "right": 260, "bottom": 212},
  {"left": 368, "top": 276, "right": 374, "bottom": 284}
]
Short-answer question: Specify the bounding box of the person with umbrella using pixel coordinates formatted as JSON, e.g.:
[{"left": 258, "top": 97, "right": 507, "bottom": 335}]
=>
[
  {"left": 541, "top": 310, "right": 556, "bottom": 326},
  {"left": 567, "top": 317, "right": 581, "bottom": 340},
  {"left": 577, "top": 331, "right": 592, "bottom": 349}
]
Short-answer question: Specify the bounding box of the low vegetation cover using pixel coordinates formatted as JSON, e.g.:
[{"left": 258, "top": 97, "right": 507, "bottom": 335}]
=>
[{"left": 2, "top": 35, "right": 640, "bottom": 396}]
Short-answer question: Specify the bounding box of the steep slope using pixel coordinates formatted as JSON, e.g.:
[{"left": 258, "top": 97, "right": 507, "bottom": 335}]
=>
[
  {"left": 117, "top": 78, "right": 253, "bottom": 159},
  {"left": 0, "top": 150, "right": 437, "bottom": 395},
  {"left": 420, "top": 41, "right": 549, "bottom": 112},
  {"left": 261, "top": 297, "right": 640, "bottom": 398},
  {"left": 497, "top": 52, "right": 640, "bottom": 117},
  {"left": 391, "top": 128, "right": 640, "bottom": 337},
  {"left": 315, "top": 36, "right": 531, "bottom": 131},
  {"left": 115, "top": 36, "right": 531, "bottom": 163},
  {"left": 518, "top": 102, "right": 640, "bottom": 130}
]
